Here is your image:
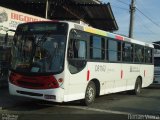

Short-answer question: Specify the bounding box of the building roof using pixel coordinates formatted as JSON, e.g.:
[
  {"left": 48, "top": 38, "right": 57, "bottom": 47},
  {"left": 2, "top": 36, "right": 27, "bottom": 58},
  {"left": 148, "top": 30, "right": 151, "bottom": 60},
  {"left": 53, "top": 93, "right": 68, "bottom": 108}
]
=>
[
  {"left": 153, "top": 41, "right": 160, "bottom": 49},
  {"left": 50, "top": 2, "right": 118, "bottom": 31},
  {"left": 0, "top": 0, "right": 118, "bottom": 31}
]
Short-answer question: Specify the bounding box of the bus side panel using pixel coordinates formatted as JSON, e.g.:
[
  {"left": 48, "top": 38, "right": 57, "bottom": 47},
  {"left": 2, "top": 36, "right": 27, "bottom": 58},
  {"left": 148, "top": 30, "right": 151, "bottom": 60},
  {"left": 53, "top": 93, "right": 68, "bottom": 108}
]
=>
[
  {"left": 141, "top": 65, "right": 154, "bottom": 87},
  {"left": 88, "top": 62, "right": 123, "bottom": 95},
  {"left": 87, "top": 62, "right": 113, "bottom": 95},
  {"left": 108, "top": 63, "right": 126, "bottom": 93},
  {"left": 126, "top": 64, "right": 141, "bottom": 90},
  {"left": 66, "top": 64, "right": 88, "bottom": 102}
]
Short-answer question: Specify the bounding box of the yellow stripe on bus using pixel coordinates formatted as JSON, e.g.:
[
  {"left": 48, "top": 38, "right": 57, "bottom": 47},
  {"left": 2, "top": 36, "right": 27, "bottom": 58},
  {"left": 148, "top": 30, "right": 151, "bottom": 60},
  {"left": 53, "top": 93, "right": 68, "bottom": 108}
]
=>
[{"left": 84, "top": 27, "right": 107, "bottom": 37}]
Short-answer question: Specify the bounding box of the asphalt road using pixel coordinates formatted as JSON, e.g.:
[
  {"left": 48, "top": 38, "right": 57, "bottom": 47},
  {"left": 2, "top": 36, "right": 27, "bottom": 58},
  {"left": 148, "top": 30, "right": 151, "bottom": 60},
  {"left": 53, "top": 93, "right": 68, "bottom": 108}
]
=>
[{"left": 0, "top": 85, "right": 160, "bottom": 120}]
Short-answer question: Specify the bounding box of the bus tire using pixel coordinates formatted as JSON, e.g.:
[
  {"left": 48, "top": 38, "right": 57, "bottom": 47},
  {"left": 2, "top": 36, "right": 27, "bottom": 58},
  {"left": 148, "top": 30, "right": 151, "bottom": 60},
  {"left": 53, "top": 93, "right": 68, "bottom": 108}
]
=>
[
  {"left": 130, "top": 77, "right": 142, "bottom": 95},
  {"left": 81, "top": 81, "right": 96, "bottom": 106}
]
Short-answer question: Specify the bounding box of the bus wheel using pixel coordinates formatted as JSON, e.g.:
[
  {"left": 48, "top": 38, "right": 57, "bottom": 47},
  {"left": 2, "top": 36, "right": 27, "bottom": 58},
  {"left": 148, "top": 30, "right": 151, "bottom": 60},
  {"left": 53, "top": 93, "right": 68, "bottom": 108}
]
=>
[
  {"left": 81, "top": 81, "right": 96, "bottom": 106},
  {"left": 130, "top": 77, "right": 142, "bottom": 95}
]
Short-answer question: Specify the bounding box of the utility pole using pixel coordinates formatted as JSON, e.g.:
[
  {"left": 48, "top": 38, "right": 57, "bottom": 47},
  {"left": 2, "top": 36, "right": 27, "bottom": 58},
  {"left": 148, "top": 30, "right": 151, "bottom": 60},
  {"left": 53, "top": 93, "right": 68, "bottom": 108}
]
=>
[
  {"left": 45, "top": 0, "right": 49, "bottom": 19},
  {"left": 129, "top": 0, "right": 136, "bottom": 38}
]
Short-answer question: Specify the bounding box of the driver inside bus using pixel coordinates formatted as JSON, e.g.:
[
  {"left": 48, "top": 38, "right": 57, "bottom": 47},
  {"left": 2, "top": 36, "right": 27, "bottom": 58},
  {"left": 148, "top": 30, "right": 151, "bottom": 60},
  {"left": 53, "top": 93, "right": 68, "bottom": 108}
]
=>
[
  {"left": 23, "top": 36, "right": 33, "bottom": 63},
  {"left": 23, "top": 39, "right": 32, "bottom": 52}
]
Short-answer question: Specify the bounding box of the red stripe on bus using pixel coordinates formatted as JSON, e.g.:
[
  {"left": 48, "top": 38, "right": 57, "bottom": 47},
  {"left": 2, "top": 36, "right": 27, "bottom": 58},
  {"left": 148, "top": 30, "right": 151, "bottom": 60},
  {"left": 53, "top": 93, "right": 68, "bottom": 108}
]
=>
[
  {"left": 144, "top": 70, "right": 146, "bottom": 77},
  {"left": 116, "top": 35, "right": 124, "bottom": 41},
  {"left": 121, "top": 70, "right": 123, "bottom": 79},
  {"left": 87, "top": 70, "right": 90, "bottom": 81}
]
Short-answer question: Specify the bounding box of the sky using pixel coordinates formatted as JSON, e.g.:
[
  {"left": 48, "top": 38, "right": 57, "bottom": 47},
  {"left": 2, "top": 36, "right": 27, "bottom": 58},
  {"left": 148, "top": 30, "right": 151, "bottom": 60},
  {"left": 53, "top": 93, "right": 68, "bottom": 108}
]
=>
[{"left": 102, "top": 0, "right": 160, "bottom": 43}]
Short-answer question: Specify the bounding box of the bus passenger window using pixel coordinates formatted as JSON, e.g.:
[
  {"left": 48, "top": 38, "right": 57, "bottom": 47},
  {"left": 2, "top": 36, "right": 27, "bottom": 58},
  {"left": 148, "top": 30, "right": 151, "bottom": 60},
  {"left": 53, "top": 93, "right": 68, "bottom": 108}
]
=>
[
  {"left": 68, "top": 39, "right": 87, "bottom": 74},
  {"left": 108, "top": 39, "right": 121, "bottom": 62},
  {"left": 145, "top": 48, "right": 152, "bottom": 63},
  {"left": 69, "top": 40, "right": 86, "bottom": 59},
  {"left": 134, "top": 45, "right": 144, "bottom": 63},
  {"left": 76, "top": 41, "right": 86, "bottom": 59},
  {"left": 122, "top": 42, "right": 133, "bottom": 62},
  {"left": 90, "top": 36, "right": 105, "bottom": 60}
]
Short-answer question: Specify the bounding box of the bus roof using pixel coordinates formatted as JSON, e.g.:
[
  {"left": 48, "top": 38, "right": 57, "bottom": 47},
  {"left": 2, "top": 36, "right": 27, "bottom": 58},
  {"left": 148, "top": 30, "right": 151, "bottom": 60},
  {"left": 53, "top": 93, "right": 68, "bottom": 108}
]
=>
[
  {"left": 17, "top": 21, "right": 154, "bottom": 48},
  {"left": 71, "top": 22, "right": 154, "bottom": 48}
]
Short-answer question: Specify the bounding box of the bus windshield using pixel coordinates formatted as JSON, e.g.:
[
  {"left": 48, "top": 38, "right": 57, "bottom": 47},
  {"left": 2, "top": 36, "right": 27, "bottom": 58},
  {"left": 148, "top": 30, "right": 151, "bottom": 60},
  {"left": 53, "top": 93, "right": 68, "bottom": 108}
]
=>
[{"left": 11, "top": 22, "right": 68, "bottom": 74}]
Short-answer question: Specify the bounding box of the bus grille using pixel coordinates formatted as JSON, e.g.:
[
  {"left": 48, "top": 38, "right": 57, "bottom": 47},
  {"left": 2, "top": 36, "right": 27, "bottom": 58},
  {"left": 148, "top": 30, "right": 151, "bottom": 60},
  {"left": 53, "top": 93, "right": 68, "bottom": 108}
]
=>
[{"left": 17, "top": 90, "right": 43, "bottom": 97}]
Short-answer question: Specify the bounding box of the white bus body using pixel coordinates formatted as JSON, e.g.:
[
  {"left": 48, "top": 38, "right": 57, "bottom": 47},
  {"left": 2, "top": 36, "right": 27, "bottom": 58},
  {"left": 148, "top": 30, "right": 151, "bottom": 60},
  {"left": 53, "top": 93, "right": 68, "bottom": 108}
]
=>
[{"left": 9, "top": 21, "right": 154, "bottom": 105}]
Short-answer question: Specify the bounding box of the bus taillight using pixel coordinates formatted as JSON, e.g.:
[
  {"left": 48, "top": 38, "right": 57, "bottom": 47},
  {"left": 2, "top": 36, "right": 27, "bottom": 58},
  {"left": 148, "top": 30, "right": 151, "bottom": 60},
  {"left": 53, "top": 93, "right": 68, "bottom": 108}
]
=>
[{"left": 9, "top": 72, "right": 59, "bottom": 89}]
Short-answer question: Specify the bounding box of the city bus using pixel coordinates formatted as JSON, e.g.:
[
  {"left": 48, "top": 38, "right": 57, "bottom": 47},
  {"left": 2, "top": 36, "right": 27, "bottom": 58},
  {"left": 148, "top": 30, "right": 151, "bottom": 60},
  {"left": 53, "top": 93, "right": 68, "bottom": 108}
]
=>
[{"left": 8, "top": 21, "right": 154, "bottom": 105}]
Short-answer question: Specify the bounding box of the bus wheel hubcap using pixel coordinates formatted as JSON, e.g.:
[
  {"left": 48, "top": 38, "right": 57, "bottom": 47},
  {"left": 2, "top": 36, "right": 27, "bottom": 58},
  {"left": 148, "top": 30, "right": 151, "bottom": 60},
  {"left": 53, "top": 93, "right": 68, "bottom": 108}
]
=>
[
  {"left": 137, "top": 83, "right": 140, "bottom": 92},
  {"left": 87, "top": 86, "right": 94, "bottom": 101}
]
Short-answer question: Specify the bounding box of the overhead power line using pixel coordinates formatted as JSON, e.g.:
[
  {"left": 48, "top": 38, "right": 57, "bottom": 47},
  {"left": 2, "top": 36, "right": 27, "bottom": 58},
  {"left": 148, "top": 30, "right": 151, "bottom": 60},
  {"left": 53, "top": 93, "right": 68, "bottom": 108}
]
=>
[
  {"left": 136, "top": 8, "right": 160, "bottom": 28},
  {"left": 111, "top": 5, "right": 128, "bottom": 11},
  {"left": 116, "top": 0, "right": 129, "bottom": 6},
  {"left": 136, "top": 14, "right": 158, "bottom": 37}
]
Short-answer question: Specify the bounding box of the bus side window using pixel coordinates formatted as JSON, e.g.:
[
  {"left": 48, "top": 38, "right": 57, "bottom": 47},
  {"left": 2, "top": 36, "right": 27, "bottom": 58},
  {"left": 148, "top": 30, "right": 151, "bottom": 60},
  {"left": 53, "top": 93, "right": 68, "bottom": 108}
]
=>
[
  {"left": 122, "top": 42, "right": 133, "bottom": 62},
  {"left": 68, "top": 39, "right": 86, "bottom": 58},
  {"left": 90, "top": 36, "right": 105, "bottom": 60},
  {"left": 74, "top": 40, "right": 86, "bottom": 59},
  {"left": 68, "top": 39, "right": 87, "bottom": 74},
  {"left": 108, "top": 39, "right": 121, "bottom": 62},
  {"left": 145, "top": 47, "right": 152, "bottom": 63},
  {"left": 134, "top": 45, "right": 144, "bottom": 63}
]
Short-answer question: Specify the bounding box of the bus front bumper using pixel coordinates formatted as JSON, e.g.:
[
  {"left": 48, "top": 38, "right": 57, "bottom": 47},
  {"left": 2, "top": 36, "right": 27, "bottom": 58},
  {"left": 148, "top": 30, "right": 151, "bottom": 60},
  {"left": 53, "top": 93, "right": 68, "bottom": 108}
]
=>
[{"left": 9, "top": 83, "right": 64, "bottom": 102}]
